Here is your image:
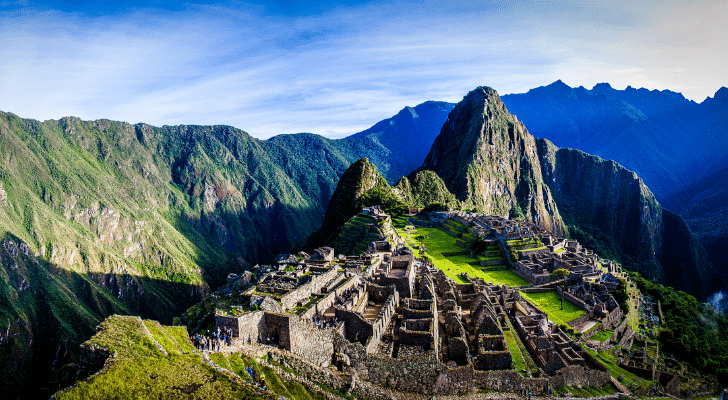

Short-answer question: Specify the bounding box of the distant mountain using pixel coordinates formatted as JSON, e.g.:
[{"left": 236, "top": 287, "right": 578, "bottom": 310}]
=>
[
  {"left": 341, "top": 100, "right": 455, "bottom": 183},
  {"left": 502, "top": 81, "right": 696, "bottom": 200},
  {"left": 501, "top": 81, "right": 728, "bottom": 290}
]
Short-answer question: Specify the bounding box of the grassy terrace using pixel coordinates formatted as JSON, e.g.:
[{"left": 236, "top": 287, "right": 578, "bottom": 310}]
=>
[
  {"left": 502, "top": 317, "right": 539, "bottom": 376},
  {"left": 503, "top": 330, "right": 527, "bottom": 372},
  {"left": 553, "top": 382, "right": 618, "bottom": 397},
  {"left": 519, "top": 291, "right": 586, "bottom": 327},
  {"left": 396, "top": 225, "right": 529, "bottom": 286},
  {"left": 585, "top": 348, "right": 655, "bottom": 393},
  {"left": 590, "top": 329, "right": 614, "bottom": 343}
]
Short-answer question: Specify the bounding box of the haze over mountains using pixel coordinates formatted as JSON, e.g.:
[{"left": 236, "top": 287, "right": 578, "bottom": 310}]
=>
[{"left": 0, "top": 81, "right": 724, "bottom": 397}]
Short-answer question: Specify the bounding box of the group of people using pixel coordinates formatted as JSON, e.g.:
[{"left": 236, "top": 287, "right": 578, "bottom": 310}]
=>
[
  {"left": 311, "top": 315, "right": 339, "bottom": 330},
  {"left": 192, "top": 327, "right": 234, "bottom": 352}
]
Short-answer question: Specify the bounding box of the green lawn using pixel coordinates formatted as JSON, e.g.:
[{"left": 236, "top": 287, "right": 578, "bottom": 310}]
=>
[
  {"left": 483, "top": 270, "right": 530, "bottom": 287},
  {"left": 590, "top": 329, "right": 614, "bottom": 343},
  {"left": 503, "top": 330, "right": 526, "bottom": 372},
  {"left": 397, "top": 226, "right": 530, "bottom": 286},
  {"left": 55, "top": 316, "right": 274, "bottom": 400},
  {"left": 519, "top": 291, "right": 586, "bottom": 326}
]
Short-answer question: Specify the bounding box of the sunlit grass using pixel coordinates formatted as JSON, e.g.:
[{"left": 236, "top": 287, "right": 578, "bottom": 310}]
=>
[{"left": 519, "top": 291, "right": 586, "bottom": 326}]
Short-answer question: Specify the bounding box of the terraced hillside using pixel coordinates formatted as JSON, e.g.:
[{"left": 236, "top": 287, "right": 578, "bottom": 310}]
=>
[{"left": 330, "top": 210, "right": 399, "bottom": 256}]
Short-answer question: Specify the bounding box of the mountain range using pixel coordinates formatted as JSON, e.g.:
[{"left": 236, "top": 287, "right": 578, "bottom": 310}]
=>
[
  {"left": 500, "top": 81, "right": 728, "bottom": 291},
  {"left": 0, "top": 82, "right": 723, "bottom": 397}
]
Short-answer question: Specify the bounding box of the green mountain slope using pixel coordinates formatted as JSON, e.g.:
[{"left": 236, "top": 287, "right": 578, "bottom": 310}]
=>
[
  {"left": 394, "top": 170, "right": 460, "bottom": 209},
  {"left": 305, "top": 158, "right": 404, "bottom": 248},
  {"left": 0, "top": 102, "right": 453, "bottom": 398}
]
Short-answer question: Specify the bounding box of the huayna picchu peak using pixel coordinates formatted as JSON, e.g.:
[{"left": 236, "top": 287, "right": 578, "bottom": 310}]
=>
[{"left": 1, "top": 84, "right": 726, "bottom": 399}]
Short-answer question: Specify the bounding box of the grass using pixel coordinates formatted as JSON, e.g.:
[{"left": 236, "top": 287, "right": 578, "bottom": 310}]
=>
[
  {"left": 590, "top": 329, "right": 614, "bottom": 343},
  {"left": 55, "top": 316, "right": 274, "bottom": 399},
  {"left": 55, "top": 354, "right": 272, "bottom": 400},
  {"left": 585, "top": 348, "right": 655, "bottom": 392},
  {"left": 227, "top": 353, "right": 249, "bottom": 381},
  {"left": 167, "top": 326, "right": 196, "bottom": 353},
  {"left": 503, "top": 330, "right": 527, "bottom": 373},
  {"left": 87, "top": 315, "right": 163, "bottom": 360},
  {"left": 143, "top": 320, "right": 182, "bottom": 355},
  {"left": 519, "top": 291, "right": 586, "bottom": 326},
  {"left": 396, "top": 226, "right": 530, "bottom": 286},
  {"left": 261, "top": 365, "right": 293, "bottom": 398},
  {"left": 209, "top": 352, "right": 232, "bottom": 369}
]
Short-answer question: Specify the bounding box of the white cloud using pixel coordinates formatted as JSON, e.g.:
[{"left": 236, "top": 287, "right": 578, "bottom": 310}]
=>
[{"left": 0, "top": 0, "right": 725, "bottom": 138}]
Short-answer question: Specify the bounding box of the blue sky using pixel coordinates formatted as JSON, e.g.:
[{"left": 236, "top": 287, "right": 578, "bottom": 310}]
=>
[{"left": 1, "top": 0, "right": 726, "bottom": 139}]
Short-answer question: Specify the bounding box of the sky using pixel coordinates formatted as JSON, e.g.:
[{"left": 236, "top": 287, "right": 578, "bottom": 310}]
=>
[{"left": 1, "top": 0, "right": 726, "bottom": 139}]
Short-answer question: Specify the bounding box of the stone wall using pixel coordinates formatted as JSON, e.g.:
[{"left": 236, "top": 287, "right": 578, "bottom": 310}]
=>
[
  {"left": 335, "top": 307, "right": 373, "bottom": 345},
  {"left": 263, "top": 312, "right": 292, "bottom": 349},
  {"left": 403, "top": 307, "right": 432, "bottom": 320},
  {"left": 333, "top": 333, "right": 444, "bottom": 393},
  {"left": 269, "top": 349, "right": 350, "bottom": 393},
  {"left": 215, "top": 314, "right": 241, "bottom": 336},
  {"left": 400, "top": 319, "right": 434, "bottom": 348},
  {"left": 235, "top": 311, "right": 265, "bottom": 344},
  {"left": 475, "top": 350, "right": 512, "bottom": 370},
  {"left": 549, "top": 364, "right": 610, "bottom": 387},
  {"left": 567, "top": 313, "right": 591, "bottom": 328},
  {"left": 365, "top": 290, "right": 399, "bottom": 354},
  {"left": 301, "top": 275, "right": 360, "bottom": 319},
  {"left": 280, "top": 267, "right": 339, "bottom": 310},
  {"left": 288, "top": 317, "right": 335, "bottom": 367},
  {"left": 560, "top": 289, "right": 589, "bottom": 312},
  {"left": 473, "top": 370, "right": 550, "bottom": 393}
]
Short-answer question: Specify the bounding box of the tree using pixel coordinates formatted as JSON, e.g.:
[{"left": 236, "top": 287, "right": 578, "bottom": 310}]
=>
[
  {"left": 468, "top": 237, "right": 489, "bottom": 254},
  {"left": 550, "top": 268, "right": 570, "bottom": 281}
]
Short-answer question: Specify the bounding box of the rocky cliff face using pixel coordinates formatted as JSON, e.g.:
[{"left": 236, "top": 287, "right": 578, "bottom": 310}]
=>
[
  {"left": 422, "top": 87, "right": 565, "bottom": 236},
  {"left": 536, "top": 139, "right": 712, "bottom": 296},
  {"left": 413, "top": 86, "right": 711, "bottom": 298}
]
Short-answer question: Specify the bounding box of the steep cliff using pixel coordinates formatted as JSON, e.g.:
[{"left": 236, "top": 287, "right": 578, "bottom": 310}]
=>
[
  {"left": 421, "top": 86, "right": 565, "bottom": 236},
  {"left": 415, "top": 86, "right": 711, "bottom": 298},
  {"left": 536, "top": 139, "right": 712, "bottom": 297}
]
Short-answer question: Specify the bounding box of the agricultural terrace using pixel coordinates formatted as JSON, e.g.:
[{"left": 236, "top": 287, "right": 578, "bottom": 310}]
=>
[
  {"left": 519, "top": 290, "right": 586, "bottom": 327},
  {"left": 394, "top": 221, "right": 529, "bottom": 287},
  {"left": 585, "top": 348, "right": 656, "bottom": 393}
]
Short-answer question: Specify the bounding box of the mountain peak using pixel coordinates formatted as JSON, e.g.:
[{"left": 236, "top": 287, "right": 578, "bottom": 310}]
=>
[
  {"left": 592, "top": 82, "right": 614, "bottom": 94},
  {"left": 422, "top": 85, "right": 566, "bottom": 235},
  {"left": 525, "top": 80, "right": 575, "bottom": 98},
  {"left": 713, "top": 86, "right": 728, "bottom": 101}
]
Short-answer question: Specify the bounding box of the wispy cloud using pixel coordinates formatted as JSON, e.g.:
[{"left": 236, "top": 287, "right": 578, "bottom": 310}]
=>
[{"left": 0, "top": 0, "right": 726, "bottom": 138}]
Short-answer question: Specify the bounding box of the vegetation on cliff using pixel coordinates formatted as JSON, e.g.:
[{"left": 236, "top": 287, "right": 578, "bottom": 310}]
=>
[
  {"left": 305, "top": 158, "right": 405, "bottom": 249},
  {"left": 629, "top": 272, "right": 728, "bottom": 384},
  {"left": 421, "top": 86, "right": 566, "bottom": 236},
  {"left": 394, "top": 170, "right": 460, "bottom": 209}
]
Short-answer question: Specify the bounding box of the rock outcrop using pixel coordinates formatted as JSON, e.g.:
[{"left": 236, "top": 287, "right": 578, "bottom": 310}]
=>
[{"left": 422, "top": 86, "right": 566, "bottom": 236}]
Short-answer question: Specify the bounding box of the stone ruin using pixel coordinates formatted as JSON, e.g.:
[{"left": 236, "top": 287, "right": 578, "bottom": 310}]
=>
[{"left": 214, "top": 211, "right": 624, "bottom": 395}]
